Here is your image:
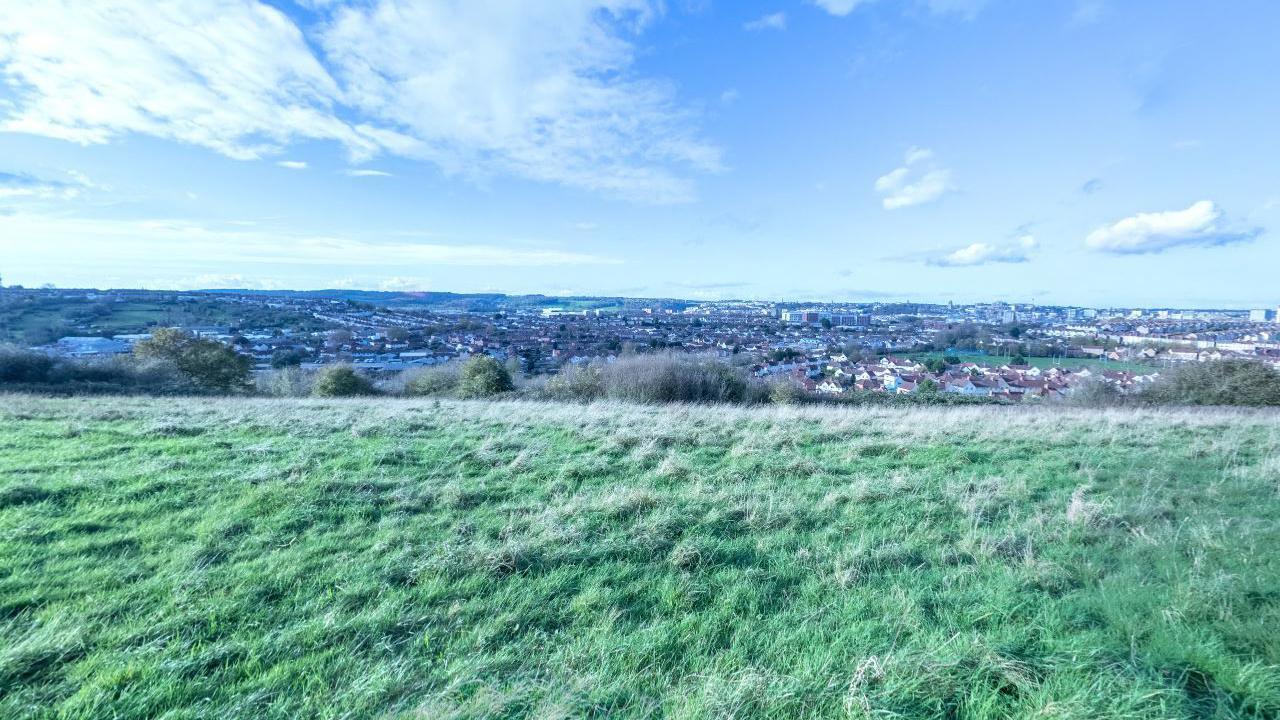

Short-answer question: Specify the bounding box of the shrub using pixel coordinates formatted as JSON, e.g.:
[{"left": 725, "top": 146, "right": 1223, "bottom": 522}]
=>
[
  {"left": 542, "top": 355, "right": 766, "bottom": 405},
  {"left": 1139, "top": 360, "right": 1280, "bottom": 406},
  {"left": 0, "top": 345, "right": 55, "bottom": 383},
  {"left": 767, "top": 378, "right": 806, "bottom": 405},
  {"left": 312, "top": 364, "right": 377, "bottom": 397},
  {"left": 0, "top": 346, "right": 198, "bottom": 395},
  {"left": 543, "top": 364, "right": 605, "bottom": 402},
  {"left": 134, "top": 328, "right": 251, "bottom": 393},
  {"left": 458, "top": 356, "right": 514, "bottom": 398},
  {"left": 400, "top": 363, "right": 462, "bottom": 397},
  {"left": 1068, "top": 378, "right": 1128, "bottom": 407},
  {"left": 257, "top": 366, "right": 313, "bottom": 397},
  {"left": 598, "top": 354, "right": 759, "bottom": 405}
]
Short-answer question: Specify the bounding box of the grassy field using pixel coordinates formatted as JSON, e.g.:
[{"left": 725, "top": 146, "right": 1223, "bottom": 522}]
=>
[
  {"left": 1, "top": 396, "right": 1278, "bottom": 718},
  {"left": 0, "top": 298, "right": 331, "bottom": 344}
]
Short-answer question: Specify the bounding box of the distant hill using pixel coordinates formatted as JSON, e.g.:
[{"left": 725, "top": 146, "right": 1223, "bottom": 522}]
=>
[{"left": 202, "top": 288, "right": 643, "bottom": 313}]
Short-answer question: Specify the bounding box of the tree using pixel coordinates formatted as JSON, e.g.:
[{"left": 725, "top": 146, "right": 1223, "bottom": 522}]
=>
[
  {"left": 519, "top": 347, "right": 543, "bottom": 377},
  {"left": 458, "top": 355, "right": 514, "bottom": 398},
  {"left": 326, "top": 329, "right": 353, "bottom": 348},
  {"left": 820, "top": 318, "right": 833, "bottom": 330},
  {"left": 925, "top": 358, "right": 948, "bottom": 374},
  {"left": 134, "top": 328, "right": 251, "bottom": 393},
  {"left": 918, "top": 378, "right": 940, "bottom": 394},
  {"left": 271, "top": 348, "right": 307, "bottom": 369},
  {"left": 1011, "top": 354, "right": 1028, "bottom": 366},
  {"left": 312, "top": 364, "right": 376, "bottom": 397}
]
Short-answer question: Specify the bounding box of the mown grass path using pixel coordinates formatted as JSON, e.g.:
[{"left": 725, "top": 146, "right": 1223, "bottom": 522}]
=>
[{"left": 1, "top": 396, "right": 1278, "bottom": 718}]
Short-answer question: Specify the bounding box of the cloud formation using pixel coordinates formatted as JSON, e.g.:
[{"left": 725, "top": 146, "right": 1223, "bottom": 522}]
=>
[
  {"left": 811, "top": 0, "right": 873, "bottom": 14},
  {"left": 744, "top": 12, "right": 787, "bottom": 31},
  {"left": 1085, "top": 201, "right": 1262, "bottom": 254},
  {"left": 0, "top": 170, "right": 87, "bottom": 201},
  {"left": 874, "top": 147, "right": 955, "bottom": 210},
  {"left": 928, "top": 235, "right": 1037, "bottom": 267},
  {"left": 0, "top": 212, "right": 621, "bottom": 274},
  {"left": 812, "top": 0, "right": 987, "bottom": 17},
  {"left": 0, "top": 0, "right": 717, "bottom": 203}
]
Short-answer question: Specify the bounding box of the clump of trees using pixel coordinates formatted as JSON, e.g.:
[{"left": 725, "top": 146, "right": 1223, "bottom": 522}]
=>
[
  {"left": 0, "top": 344, "right": 201, "bottom": 395},
  {"left": 0, "top": 344, "right": 55, "bottom": 384},
  {"left": 134, "top": 328, "right": 251, "bottom": 393},
  {"left": 1139, "top": 360, "right": 1280, "bottom": 407}
]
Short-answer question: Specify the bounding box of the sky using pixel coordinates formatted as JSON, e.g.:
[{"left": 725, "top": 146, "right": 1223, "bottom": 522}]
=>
[{"left": 0, "top": 0, "right": 1277, "bottom": 308}]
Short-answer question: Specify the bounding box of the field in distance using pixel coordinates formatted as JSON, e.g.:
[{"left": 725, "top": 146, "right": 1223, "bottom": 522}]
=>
[{"left": 2, "top": 396, "right": 1278, "bottom": 718}]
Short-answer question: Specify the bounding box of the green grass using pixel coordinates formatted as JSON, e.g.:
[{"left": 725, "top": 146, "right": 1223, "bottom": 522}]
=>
[
  {"left": 1, "top": 395, "right": 1278, "bottom": 719},
  {"left": 0, "top": 299, "right": 331, "bottom": 344},
  {"left": 907, "top": 351, "right": 1154, "bottom": 373}
]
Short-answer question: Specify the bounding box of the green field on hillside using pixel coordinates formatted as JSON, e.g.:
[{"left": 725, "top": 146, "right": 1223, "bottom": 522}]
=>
[
  {"left": 0, "top": 299, "right": 331, "bottom": 345},
  {"left": 1, "top": 396, "right": 1277, "bottom": 718}
]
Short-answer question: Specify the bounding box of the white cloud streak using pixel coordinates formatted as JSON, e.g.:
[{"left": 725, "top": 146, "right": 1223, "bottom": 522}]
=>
[
  {"left": 1085, "top": 201, "right": 1262, "bottom": 254},
  {"left": 0, "top": 213, "right": 621, "bottom": 277},
  {"left": 874, "top": 146, "right": 956, "bottom": 210},
  {"left": 0, "top": 0, "right": 717, "bottom": 203},
  {"left": 811, "top": 0, "right": 987, "bottom": 17}
]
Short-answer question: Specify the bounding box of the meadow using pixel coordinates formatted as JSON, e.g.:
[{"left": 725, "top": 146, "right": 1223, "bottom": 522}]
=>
[{"left": 1, "top": 395, "right": 1277, "bottom": 718}]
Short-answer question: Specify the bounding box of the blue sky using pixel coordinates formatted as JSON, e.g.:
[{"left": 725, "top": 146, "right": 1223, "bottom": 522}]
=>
[{"left": 1, "top": 0, "right": 1277, "bottom": 307}]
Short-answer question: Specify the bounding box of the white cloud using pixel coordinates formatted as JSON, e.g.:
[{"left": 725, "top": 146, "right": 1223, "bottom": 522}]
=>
[
  {"left": 378, "top": 276, "right": 429, "bottom": 291},
  {"left": 929, "top": 235, "right": 1037, "bottom": 267},
  {"left": 1085, "top": 201, "right": 1262, "bottom": 254},
  {"left": 811, "top": 0, "right": 987, "bottom": 17},
  {"left": 811, "top": 0, "right": 872, "bottom": 15},
  {"left": 276, "top": 160, "right": 308, "bottom": 170},
  {"left": 874, "top": 147, "right": 956, "bottom": 210},
  {"left": 720, "top": 89, "right": 740, "bottom": 105},
  {"left": 166, "top": 274, "right": 289, "bottom": 291},
  {"left": 319, "top": 0, "right": 719, "bottom": 203},
  {"left": 0, "top": 212, "right": 622, "bottom": 282},
  {"left": 346, "top": 169, "right": 392, "bottom": 177},
  {"left": 0, "top": 0, "right": 717, "bottom": 203},
  {"left": 0, "top": 169, "right": 96, "bottom": 202},
  {"left": 744, "top": 12, "right": 787, "bottom": 31},
  {"left": 0, "top": 0, "right": 387, "bottom": 160}
]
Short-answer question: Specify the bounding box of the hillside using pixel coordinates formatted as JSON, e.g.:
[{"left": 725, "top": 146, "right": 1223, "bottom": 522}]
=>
[{"left": 1, "top": 396, "right": 1278, "bottom": 719}]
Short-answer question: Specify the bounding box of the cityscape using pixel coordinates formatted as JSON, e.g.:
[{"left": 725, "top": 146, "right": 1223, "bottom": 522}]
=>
[{"left": 6, "top": 283, "right": 1279, "bottom": 401}]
